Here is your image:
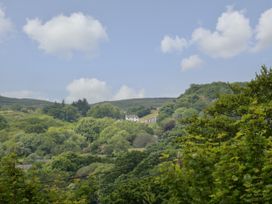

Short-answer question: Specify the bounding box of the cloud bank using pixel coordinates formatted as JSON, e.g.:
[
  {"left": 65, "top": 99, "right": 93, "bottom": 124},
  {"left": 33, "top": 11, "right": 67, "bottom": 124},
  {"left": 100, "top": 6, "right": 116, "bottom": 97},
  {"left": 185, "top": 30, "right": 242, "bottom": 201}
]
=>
[
  {"left": 192, "top": 8, "right": 252, "bottom": 58},
  {"left": 23, "top": 12, "right": 108, "bottom": 57},
  {"left": 0, "top": 8, "right": 13, "bottom": 42},
  {"left": 161, "top": 35, "right": 187, "bottom": 53},
  {"left": 253, "top": 8, "right": 272, "bottom": 51},
  {"left": 161, "top": 7, "right": 272, "bottom": 71},
  {"left": 66, "top": 78, "right": 145, "bottom": 104},
  {"left": 113, "top": 85, "right": 145, "bottom": 101},
  {"left": 180, "top": 55, "right": 203, "bottom": 71},
  {"left": 66, "top": 78, "right": 111, "bottom": 104}
]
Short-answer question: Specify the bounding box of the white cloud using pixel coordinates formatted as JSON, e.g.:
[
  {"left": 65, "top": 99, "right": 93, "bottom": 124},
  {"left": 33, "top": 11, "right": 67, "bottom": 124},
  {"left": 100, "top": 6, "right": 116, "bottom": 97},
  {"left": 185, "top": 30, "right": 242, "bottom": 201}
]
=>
[
  {"left": 0, "top": 8, "right": 13, "bottom": 42},
  {"left": 113, "top": 85, "right": 145, "bottom": 100},
  {"left": 161, "top": 35, "right": 187, "bottom": 53},
  {"left": 66, "top": 78, "right": 111, "bottom": 104},
  {"left": 23, "top": 12, "right": 108, "bottom": 57},
  {"left": 180, "top": 55, "right": 203, "bottom": 71},
  {"left": 192, "top": 8, "right": 252, "bottom": 58},
  {"left": 253, "top": 8, "right": 272, "bottom": 51},
  {"left": 1, "top": 90, "right": 46, "bottom": 100},
  {"left": 65, "top": 78, "right": 145, "bottom": 103}
]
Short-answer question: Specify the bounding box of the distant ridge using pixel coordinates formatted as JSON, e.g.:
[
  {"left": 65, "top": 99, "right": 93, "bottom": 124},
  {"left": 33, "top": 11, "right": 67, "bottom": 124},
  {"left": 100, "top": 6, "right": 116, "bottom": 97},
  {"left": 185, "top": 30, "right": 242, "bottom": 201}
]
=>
[
  {"left": 93, "top": 97, "right": 175, "bottom": 111},
  {"left": 0, "top": 95, "right": 52, "bottom": 108},
  {"left": 0, "top": 95, "right": 174, "bottom": 111}
]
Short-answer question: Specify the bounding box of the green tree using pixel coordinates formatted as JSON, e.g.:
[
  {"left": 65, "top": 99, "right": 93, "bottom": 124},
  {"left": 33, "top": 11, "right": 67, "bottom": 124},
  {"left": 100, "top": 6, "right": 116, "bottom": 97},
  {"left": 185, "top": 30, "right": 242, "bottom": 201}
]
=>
[
  {"left": 72, "top": 98, "right": 90, "bottom": 116},
  {"left": 87, "top": 103, "right": 123, "bottom": 119},
  {"left": 75, "top": 117, "right": 114, "bottom": 142},
  {"left": 0, "top": 154, "right": 47, "bottom": 204},
  {"left": 43, "top": 103, "right": 80, "bottom": 122},
  {"left": 20, "top": 118, "right": 49, "bottom": 134},
  {"left": 0, "top": 115, "right": 8, "bottom": 130},
  {"left": 173, "top": 107, "right": 198, "bottom": 119},
  {"left": 152, "top": 66, "right": 272, "bottom": 203},
  {"left": 63, "top": 105, "right": 80, "bottom": 122},
  {"left": 127, "top": 106, "right": 151, "bottom": 117}
]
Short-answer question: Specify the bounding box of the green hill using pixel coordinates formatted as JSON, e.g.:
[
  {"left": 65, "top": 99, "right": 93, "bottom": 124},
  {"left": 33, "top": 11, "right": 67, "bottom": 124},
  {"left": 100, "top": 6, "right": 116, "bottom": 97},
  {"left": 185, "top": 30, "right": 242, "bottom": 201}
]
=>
[
  {"left": 157, "top": 81, "right": 247, "bottom": 122},
  {"left": 0, "top": 95, "right": 174, "bottom": 111},
  {"left": 0, "top": 95, "right": 52, "bottom": 109},
  {"left": 94, "top": 98, "right": 175, "bottom": 111}
]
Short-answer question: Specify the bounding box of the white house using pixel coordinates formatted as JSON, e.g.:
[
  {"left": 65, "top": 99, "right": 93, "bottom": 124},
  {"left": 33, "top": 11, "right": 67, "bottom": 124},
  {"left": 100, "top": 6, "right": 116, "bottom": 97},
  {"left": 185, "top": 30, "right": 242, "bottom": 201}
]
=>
[{"left": 125, "top": 115, "right": 139, "bottom": 122}]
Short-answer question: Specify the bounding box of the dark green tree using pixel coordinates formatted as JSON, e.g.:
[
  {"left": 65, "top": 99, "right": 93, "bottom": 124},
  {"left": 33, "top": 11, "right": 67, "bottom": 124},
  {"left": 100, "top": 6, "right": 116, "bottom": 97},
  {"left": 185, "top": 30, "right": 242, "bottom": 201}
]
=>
[
  {"left": 0, "top": 154, "right": 47, "bottom": 204},
  {"left": 0, "top": 115, "right": 8, "bottom": 130},
  {"left": 87, "top": 103, "right": 123, "bottom": 119},
  {"left": 72, "top": 98, "right": 90, "bottom": 116}
]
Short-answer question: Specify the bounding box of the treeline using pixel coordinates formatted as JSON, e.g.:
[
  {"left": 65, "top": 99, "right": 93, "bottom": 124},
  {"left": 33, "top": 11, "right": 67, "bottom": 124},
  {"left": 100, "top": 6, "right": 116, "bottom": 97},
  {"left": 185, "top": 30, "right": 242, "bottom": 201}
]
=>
[{"left": 42, "top": 99, "right": 154, "bottom": 122}]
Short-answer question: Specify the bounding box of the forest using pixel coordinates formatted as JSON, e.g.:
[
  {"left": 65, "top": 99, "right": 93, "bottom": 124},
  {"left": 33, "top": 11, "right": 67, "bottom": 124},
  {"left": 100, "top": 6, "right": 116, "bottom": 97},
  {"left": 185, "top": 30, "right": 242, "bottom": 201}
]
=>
[{"left": 0, "top": 66, "right": 272, "bottom": 203}]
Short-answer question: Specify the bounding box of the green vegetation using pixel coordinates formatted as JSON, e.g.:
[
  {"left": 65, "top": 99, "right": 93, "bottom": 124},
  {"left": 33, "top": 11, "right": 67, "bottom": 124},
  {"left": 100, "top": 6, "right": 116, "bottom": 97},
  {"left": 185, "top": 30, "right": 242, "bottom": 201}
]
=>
[
  {"left": 0, "top": 95, "right": 52, "bottom": 109},
  {"left": 0, "top": 115, "right": 8, "bottom": 130},
  {"left": 95, "top": 97, "right": 174, "bottom": 111},
  {"left": 87, "top": 103, "right": 123, "bottom": 119},
  {"left": 127, "top": 105, "right": 152, "bottom": 117},
  {"left": 72, "top": 98, "right": 90, "bottom": 116},
  {"left": 43, "top": 102, "right": 80, "bottom": 122},
  {"left": 0, "top": 66, "right": 272, "bottom": 203}
]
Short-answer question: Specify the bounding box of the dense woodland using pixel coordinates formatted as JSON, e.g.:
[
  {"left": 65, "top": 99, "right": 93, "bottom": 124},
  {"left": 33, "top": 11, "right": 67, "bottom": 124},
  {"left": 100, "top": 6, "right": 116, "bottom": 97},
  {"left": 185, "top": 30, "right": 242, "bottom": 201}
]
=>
[{"left": 0, "top": 66, "right": 272, "bottom": 203}]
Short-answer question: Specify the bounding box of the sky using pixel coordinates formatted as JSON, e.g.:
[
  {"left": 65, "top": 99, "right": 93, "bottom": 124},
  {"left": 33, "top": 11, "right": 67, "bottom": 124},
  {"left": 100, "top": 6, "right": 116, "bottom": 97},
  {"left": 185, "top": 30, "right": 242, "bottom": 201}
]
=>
[{"left": 0, "top": 0, "right": 272, "bottom": 104}]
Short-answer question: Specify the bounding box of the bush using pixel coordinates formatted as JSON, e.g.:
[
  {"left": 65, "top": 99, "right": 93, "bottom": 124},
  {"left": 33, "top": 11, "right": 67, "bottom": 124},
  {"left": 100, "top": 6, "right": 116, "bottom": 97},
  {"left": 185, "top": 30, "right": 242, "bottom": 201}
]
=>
[
  {"left": 132, "top": 134, "right": 157, "bottom": 148},
  {"left": 87, "top": 103, "right": 123, "bottom": 119},
  {"left": 0, "top": 115, "right": 8, "bottom": 130}
]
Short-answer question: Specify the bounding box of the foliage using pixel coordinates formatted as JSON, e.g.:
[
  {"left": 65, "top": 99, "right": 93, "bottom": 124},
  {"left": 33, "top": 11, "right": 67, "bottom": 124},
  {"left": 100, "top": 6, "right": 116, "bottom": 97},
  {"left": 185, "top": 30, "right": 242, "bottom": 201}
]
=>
[
  {"left": 0, "top": 154, "right": 47, "bottom": 203},
  {"left": 72, "top": 98, "right": 90, "bottom": 116},
  {"left": 49, "top": 152, "right": 101, "bottom": 173},
  {"left": 0, "top": 115, "right": 8, "bottom": 130},
  {"left": 172, "top": 107, "right": 198, "bottom": 119},
  {"left": 153, "top": 65, "right": 272, "bottom": 203},
  {"left": 75, "top": 117, "right": 114, "bottom": 142},
  {"left": 157, "top": 102, "right": 175, "bottom": 122},
  {"left": 127, "top": 105, "right": 152, "bottom": 117},
  {"left": 96, "top": 98, "right": 174, "bottom": 111},
  {"left": 43, "top": 102, "right": 80, "bottom": 122},
  {"left": 87, "top": 103, "right": 123, "bottom": 119},
  {"left": 0, "top": 95, "right": 52, "bottom": 109}
]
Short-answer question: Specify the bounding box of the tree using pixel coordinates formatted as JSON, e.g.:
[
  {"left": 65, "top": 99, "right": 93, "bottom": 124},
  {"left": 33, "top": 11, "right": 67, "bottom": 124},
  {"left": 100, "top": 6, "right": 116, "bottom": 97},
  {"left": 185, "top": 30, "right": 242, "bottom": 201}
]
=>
[
  {"left": 87, "top": 103, "right": 123, "bottom": 119},
  {"left": 0, "top": 115, "right": 8, "bottom": 130},
  {"left": 132, "top": 134, "right": 157, "bottom": 148},
  {"left": 72, "top": 98, "right": 90, "bottom": 116},
  {"left": 21, "top": 117, "right": 49, "bottom": 134},
  {"left": 127, "top": 106, "right": 151, "bottom": 117},
  {"left": 63, "top": 105, "right": 80, "bottom": 122},
  {"left": 43, "top": 102, "right": 65, "bottom": 120},
  {"left": 173, "top": 107, "right": 198, "bottom": 119},
  {"left": 75, "top": 117, "right": 114, "bottom": 142},
  {"left": 247, "top": 65, "right": 272, "bottom": 103},
  {"left": 43, "top": 102, "right": 80, "bottom": 122},
  {"left": 154, "top": 66, "right": 272, "bottom": 203},
  {"left": 0, "top": 154, "right": 47, "bottom": 204},
  {"left": 157, "top": 102, "right": 175, "bottom": 122}
]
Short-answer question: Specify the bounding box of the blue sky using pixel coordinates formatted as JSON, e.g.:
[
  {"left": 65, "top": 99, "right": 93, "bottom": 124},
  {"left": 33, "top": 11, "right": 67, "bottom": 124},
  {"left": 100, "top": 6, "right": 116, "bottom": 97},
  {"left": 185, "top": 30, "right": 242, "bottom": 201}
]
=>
[{"left": 0, "top": 0, "right": 272, "bottom": 103}]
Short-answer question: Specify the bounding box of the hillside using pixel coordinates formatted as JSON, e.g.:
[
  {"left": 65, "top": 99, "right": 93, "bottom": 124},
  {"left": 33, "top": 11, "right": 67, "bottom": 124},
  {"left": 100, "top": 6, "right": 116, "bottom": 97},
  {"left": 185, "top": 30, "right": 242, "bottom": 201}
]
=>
[
  {"left": 157, "top": 81, "right": 246, "bottom": 122},
  {"left": 0, "top": 95, "right": 52, "bottom": 109},
  {"left": 175, "top": 82, "right": 236, "bottom": 111},
  {"left": 0, "top": 67, "right": 272, "bottom": 203},
  {"left": 94, "top": 97, "right": 175, "bottom": 111}
]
